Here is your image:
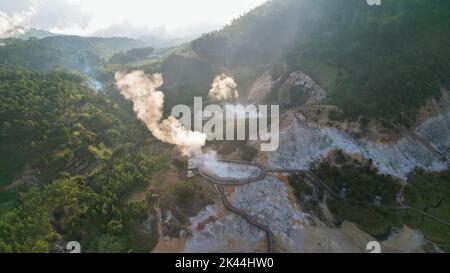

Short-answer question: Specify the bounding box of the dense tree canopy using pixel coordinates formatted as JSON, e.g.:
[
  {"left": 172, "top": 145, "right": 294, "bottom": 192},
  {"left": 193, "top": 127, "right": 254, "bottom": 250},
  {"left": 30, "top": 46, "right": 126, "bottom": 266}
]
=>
[
  {"left": 0, "top": 36, "right": 145, "bottom": 71},
  {"left": 0, "top": 69, "right": 168, "bottom": 252},
  {"left": 190, "top": 0, "right": 450, "bottom": 126}
]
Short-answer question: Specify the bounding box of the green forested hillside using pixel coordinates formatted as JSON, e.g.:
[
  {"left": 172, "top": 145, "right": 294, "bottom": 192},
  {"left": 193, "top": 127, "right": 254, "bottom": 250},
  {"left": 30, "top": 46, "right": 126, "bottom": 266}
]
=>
[
  {"left": 18, "top": 28, "right": 64, "bottom": 40},
  {"left": 186, "top": 0, "right": 450, "bottom": 126},
  {"left": 108, "top": 47, "right": 155, "bottom": 65},
  {"left": 0, "top": 0, "right": 449, "bottom": 254},
  {"left": 0, "top": 69, "right": 168, "bottom": 252},
  {"left": 0, "top": 69, "right": 126, "bottom": 179},
  {"left": 0, "top": 36, "right": 145, "bottom": 71}
]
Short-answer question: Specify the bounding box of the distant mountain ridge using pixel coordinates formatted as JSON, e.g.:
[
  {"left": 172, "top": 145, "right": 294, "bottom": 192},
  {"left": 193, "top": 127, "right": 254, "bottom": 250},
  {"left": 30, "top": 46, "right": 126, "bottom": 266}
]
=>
[
  {"left": 162, "top": 0, "right": 450, "bottom": 128},
  {"left": 18, "top": 28, "right": 65, "bottom": 40},
  {"left": 18, "top": 28, "right": 191, "bottom": 49},
  {"left": 0, "top": 35, "right": 146, "bottom": 71}
]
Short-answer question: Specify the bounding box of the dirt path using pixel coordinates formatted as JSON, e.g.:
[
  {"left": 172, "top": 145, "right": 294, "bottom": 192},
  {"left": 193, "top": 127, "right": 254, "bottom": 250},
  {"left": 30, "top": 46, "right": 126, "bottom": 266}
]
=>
[{"left": 154, "top": 198, "right": 163, "bottom": 239}]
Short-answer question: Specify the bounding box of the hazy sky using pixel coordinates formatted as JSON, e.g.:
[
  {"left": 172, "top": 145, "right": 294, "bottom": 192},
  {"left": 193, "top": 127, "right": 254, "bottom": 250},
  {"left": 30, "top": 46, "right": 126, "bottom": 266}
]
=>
[{"left": 0, "top": 0, "right": 268, "bottom": 38}]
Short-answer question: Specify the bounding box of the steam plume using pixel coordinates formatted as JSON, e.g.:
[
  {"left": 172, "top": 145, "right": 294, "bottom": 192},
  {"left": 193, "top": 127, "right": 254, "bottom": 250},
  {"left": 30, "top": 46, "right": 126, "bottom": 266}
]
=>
[
  {"left": 208, "top": 74, "right": 240, "bottom": 102},
  {"left": 0, "top": 10, "right": 33, "bottom": 40},
  {"left": 115, "top": 71, "right": 206, "bottom": 155}
]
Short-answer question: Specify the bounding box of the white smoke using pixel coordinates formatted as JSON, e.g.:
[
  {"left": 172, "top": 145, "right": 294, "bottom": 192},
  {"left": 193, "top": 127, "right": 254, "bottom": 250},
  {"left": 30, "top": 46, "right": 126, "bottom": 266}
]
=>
[
  {"left": 208, "top": 74, "right": 240, "bottom": 102},
  {"left": 115, "top": 71, "right": 207, "bottom": 155},
  {"left": 190, "top": 149, "right": 218, "bottom": 168},
  {"left": 0, "top": 9, "right": 33, "bottom": 40}
]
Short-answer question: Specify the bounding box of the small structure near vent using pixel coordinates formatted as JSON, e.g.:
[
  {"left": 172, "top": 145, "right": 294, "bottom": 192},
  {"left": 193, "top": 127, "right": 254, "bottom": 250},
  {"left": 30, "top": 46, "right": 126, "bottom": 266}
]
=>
[{"left": 187, "top": 159, "right": 197, "bottom": 178}]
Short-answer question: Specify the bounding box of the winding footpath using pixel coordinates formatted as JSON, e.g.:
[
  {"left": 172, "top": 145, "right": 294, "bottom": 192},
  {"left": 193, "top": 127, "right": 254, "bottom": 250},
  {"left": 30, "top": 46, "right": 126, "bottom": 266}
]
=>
[
  {"left": 273, "top": 169, "right": 450, "bottom": 227},
  {"left": 197, "top": 160, "right": 450, "bottom": 253},
  {"left": 215, "top": 185, "right": 275, "bottom": 253},
  {"left": 197, "top": 163, "right": 275, "bottom": 253}
]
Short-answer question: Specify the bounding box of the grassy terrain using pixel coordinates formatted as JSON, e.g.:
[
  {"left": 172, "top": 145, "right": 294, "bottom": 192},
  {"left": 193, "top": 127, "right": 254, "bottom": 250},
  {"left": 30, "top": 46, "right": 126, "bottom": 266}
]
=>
[
  {"left": 404, "top": 171, "right": 450, "bottom": 252},
  {"left": 290, "top": 160, "right": 450, "bottom": 252},
  {"left": 314, "top": 159, "right": 401, "bottom": 206}
]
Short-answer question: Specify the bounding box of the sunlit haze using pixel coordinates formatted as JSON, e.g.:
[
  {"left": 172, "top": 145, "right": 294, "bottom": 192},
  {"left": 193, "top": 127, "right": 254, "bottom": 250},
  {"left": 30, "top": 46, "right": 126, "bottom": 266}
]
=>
[{"left": 0, "top": 0, "right": 268, "bottom": 38}]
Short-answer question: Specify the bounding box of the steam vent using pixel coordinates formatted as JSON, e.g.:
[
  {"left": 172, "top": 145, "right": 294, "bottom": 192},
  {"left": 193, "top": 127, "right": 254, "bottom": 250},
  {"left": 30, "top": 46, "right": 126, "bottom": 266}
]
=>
[{"left": 197, "top": 160, "right": 267, "bottom": 185}]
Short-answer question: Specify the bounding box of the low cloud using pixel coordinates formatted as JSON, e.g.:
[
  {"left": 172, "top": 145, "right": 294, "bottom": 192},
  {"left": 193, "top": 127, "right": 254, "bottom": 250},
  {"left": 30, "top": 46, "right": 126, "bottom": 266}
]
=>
[
  {"left": 0, "top": 9, "right": 33, "bottom": 39},
  {"left": 0, "top": 0, "right": 92, "bottom": 36},
  {"left": 1, "top": 0, "right": 267, "bottom": 39}
]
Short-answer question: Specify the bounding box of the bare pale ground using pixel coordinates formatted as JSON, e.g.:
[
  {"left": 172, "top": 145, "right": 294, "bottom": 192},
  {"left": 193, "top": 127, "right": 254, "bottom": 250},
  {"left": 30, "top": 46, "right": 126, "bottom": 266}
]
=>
[
  {"left": 153, "top": 237, "right": 187, "bottom": 253},
  {"left": 247, "top": 72, "right": 274, "bottom": 104},
  {"left": 269, "top": 109, "right": 449, "bottom": 180},
  {"left": 143, "top": 142, "right": 432, "bottom": 253},
  {"left": 177, "top": 180, "right": 373, "bottom": 253},
  {"left": 149, "top": 109, "right": 438, "bottom": 253},
  {"left": 146, "top": 166, "right": 427, "bottom": 253},
  {"left": 381, "top": 226, "right": 425, "bottom": 253},
  {"left": 303, "top": 221, "right": 375, "bottom": 253},
  {"left": 415, "top": 89, "right": 449, "bottom": 127},
  {"left": 182, "top": 203, "right": 266, "bottom": 253}
]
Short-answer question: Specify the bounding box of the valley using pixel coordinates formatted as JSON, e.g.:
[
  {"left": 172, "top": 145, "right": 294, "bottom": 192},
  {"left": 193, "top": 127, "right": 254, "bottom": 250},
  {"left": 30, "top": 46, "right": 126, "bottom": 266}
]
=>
[{"left": 0, "top": 0, "right": 449, "bottom": 254}]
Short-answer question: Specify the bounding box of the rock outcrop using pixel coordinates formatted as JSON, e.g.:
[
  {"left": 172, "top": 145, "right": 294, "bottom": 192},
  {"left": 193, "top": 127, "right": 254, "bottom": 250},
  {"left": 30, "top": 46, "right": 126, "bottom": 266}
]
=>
[
  {"left": 277, "top": 71, "right": 327, "bottom": 107},
  {"left": 268, "top": 110, "right": 449, "bottom": 180}
]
